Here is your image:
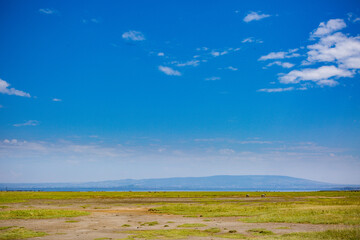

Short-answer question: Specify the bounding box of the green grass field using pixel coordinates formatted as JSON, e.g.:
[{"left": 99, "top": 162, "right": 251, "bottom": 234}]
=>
[
  {"left": 0, "top": 209, "right": 90, "bottom": 219},
  {"left": 0, "top": 227, "right": 47, "bottom": 240},
  {"left": 0, "top": 191, "right": 359, "bottom": 240},
  {"left": 1, "top": 191, "right": 359, "bottom": 203}
]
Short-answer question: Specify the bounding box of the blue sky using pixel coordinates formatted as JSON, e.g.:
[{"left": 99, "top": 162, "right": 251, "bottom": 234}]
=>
[{"left": 1, "top": 0, "right": 360, "bottom": 184}]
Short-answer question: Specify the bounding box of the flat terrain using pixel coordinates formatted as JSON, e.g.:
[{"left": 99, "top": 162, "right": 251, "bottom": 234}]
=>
[{"left": 0, "top": 191, "right": 359, "bottom": 239}]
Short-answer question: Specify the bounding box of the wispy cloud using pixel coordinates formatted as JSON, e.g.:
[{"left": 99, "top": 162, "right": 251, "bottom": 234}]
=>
[
  {"left": 13, "top": 120, "right": 40, "bottom": 127},
  {"left": 158, "top": 66, "right": 181, "bottom": 76},
  {"left": 52, "top": 98, "right": 62, "bottom": 102},
  {"left": 266, "top": 61, "right": 294, "bottom": 68},
  {"left": 259, "top": 49, "right": 300, "bottom": 61},
  {"left": 38, "top": 8, "right": 57, "bottom": 15},
  {"left": 157, "top": 52, "right": 165, "bottom": 56},
  {"left": 211, "top": 50, "right": 228, "bottom": 57},
  {"left": 0, "top": 79, "right": 30, "bottom": 97},
  {"left": 82, "top": 18, "right": 100, "bottom": 24},
  {"left": 226, "top": 66, "right": 238, "bottom": 71},
  {"left": 204, "top": 76, "right": 221, "bottom": 81},
  {"left": 175, "top": 60, "right": 200, "bottom": 67},
  {"left": 0, "top": 137, "right": 357, "bottom": 183},
  {"left": 122, "top": 30, "right": 145, "bottom": 41},
  {"left": 3, "top": 139, "right": 19, "bottom": 144},
  {"left": 243, "top": 11, "right": 271, "bottom": 23},
  {"left": 242, "top": 37, "right": 263, "bottom": 43},
  {"left": 257, "top": 87, "right": 294, "bottom": 93},
  {"left": 219, "top": 148, "right": 235, "bottom": 155}
]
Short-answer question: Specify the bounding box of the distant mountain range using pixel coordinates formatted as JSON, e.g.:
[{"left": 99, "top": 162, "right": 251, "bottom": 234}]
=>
[{"left": 1, "top": 175, "right": 359, "bottom": 191}]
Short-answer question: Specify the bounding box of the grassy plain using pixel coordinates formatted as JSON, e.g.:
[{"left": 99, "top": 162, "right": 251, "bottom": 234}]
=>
[{"left": 0, "top": 191, "right": 359, "bottom": 239}]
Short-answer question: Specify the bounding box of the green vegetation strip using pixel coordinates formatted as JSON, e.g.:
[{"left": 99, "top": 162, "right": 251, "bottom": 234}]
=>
[
  {"left": 0, "top": 209, "right": 90, "bottom": 219},
  {"left": 0, "top": 226, "right": 47, "bottom": 240},
  {"left": 1, "top": 191, "right": 359, "bottom": 203},
  {"left": 116, "top": 228, "right": 359, "bottom": 240},
  {"left": 247, "top": 228, "right": 274, "bottom": 235},
  {"left": 119, "top": 229, "right": 247, "bottom": 239},
  {"left": 263, "top": 228, "right": 360, "bottom": 240},
  {"left": 121, "top": 229, "right": 210, "bottom": 239},
  {"left": 151, "top": 196, "right": 360, "bottom": 224},
  {"left": 177, "top": 223, "right": 207, "bottom": 228}
]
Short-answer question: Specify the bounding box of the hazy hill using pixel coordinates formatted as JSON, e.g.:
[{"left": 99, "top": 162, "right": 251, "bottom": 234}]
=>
[{"left": 1, "top": 175, "right": 358, "bottom": 191}]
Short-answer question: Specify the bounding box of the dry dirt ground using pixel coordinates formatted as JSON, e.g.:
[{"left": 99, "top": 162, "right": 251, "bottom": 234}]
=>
[{"left": 0, "top": 198, "right": 351, "bottom": 240}]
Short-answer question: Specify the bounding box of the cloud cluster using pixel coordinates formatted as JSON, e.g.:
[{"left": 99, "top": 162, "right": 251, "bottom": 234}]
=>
[
  {"left": 158, "top": 46, "right": 240, "bottom": 77},
  {"left": 243, "top": 11, "right": 271, "bottom": 23},
  {"left": 0, "top": 79, "right": 30, "bottom": 97},
  {"left": 122, "top": 30, "right": 145, "bottom": 41},
  {"left": 306, "top": 32, "right": 360, "bottom": 69},
  {"left": 310, "top": 19, "right": 346, "bottom": 38},
  {"left": 259, "top": 18, "right": 360, "bottom": 91}
]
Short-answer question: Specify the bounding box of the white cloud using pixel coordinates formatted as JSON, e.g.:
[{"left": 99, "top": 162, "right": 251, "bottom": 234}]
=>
[
  {"left": 52, "top": 98, "right": 62, "bottom": 102},
  {"left": 122, "top": 30, "right": 145, "bottom": 41},
  {"left": 157, "top": 52, "right": 165, "bottom": 56},
  {"left": 13, "top": 120, "right": 40, "bottom": 127},
  {"left": 354, "top": 18, "right": 360, "bottom": 23},
  {"left": 257, "top": 87, "right": 294, "bottom": 93},
  {"left": 176, "top": 60, "right": 200, "bottom": 67},
  {"left": 0, "top": 79, "right": 30, "bottom": 97},
  {"left": 3, "top": 139, "right": 18, "bottom": 144},
  {"left": 258, "top": 18, "right": 360, "bottom": 90},
  {"left": 82, "top": 18, "right": 100, "bottom": 24},
  {"left": 311, "top": 19, "right": 346, "bottom": 38},
  {"left": 279, "top": 65, "right": 353, "bottom": 85},
  {"left": 226, "top": 66, "right": 238, "bottom": 71},
  {"left": 196, "top": 47, "right": 209, "bottom": 51},
  {"left": 211, "top": 50, "right": 229, "bottom": 57},
  {"left": 211, "top": 51, "right": 220, "bottom": 57},
  {"left": 242, "top": 37, "right": 254, "bottom": 43},
  {"left": 259, "top": 49, "right": 300, "bottom": 61},
  {"left": 243, "top": 11, "right": 271, "bottom": 22},
  {"left": 242, "top": 37, "right": 263, "bottom": 43},
  {"left": 266, "top": 61, "right": 294, "bottom": 68},
  {"left": 306, "top": 32, "right": 360, "bottom": 69},
  {"left": 39, "top": 8, "right": 56, "bottom": 15},
  {"left": 205, "top": 76, "right": 221, "bottom": 81},
  {"left": 158, "top": 66, "right": 181, "bottom": 76}
]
